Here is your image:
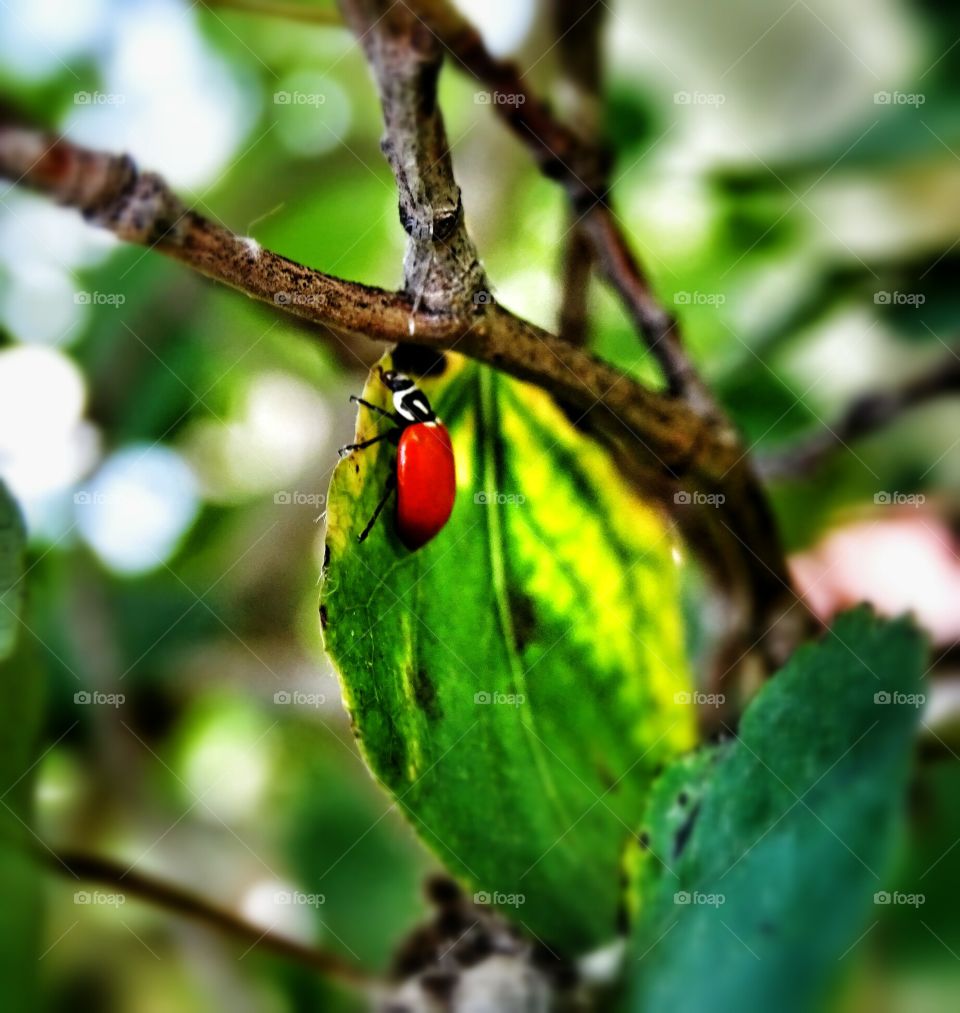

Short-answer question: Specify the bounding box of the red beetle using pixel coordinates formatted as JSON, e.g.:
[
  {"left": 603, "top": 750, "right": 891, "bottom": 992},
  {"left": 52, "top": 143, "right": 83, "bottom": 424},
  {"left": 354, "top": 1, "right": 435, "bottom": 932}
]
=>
[{"left": 339, "top": 367, "right": 456, "bottom": 550}]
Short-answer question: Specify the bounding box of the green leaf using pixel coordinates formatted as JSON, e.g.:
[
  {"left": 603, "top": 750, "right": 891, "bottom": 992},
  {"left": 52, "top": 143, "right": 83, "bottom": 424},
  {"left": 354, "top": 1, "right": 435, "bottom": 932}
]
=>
[
  {"left": 322, "top": 353, "right": 695, "bottom": 954},
  {"left": 0, "top": 480, "right": 44, "bottom": 1012},
  {"left": 0, "top": 478, "right": 26, "bottom": 661},
  {"left": 625, "top": 607, "right": 926, "bottom": 1013}
]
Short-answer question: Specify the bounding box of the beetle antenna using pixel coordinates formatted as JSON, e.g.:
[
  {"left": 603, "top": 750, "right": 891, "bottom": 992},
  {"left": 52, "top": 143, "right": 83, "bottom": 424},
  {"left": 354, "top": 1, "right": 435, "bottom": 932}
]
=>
[{"left": 349, "top": 395, "right": 396, "bottom": 422}]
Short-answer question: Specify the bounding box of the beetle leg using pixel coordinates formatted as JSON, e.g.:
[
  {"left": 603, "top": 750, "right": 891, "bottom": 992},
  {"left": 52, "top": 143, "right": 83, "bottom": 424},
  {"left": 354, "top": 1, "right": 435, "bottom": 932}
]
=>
[
  {"left": 338, "top": 432, "right": 390, "bottom": 457},
  {"left": 358, "top": 471, "right": 397, "bottom": 543}
]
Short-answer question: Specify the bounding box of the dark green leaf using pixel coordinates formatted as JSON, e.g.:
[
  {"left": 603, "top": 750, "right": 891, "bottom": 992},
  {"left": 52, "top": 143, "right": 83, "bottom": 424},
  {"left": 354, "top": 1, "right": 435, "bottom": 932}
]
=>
[{"left": 626, "top": 607, "right": 926, "bottom": 1013}]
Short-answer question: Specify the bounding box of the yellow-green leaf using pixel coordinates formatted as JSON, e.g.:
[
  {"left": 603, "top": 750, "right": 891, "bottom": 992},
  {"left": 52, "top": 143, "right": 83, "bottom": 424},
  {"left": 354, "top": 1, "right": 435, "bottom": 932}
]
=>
[{"left": 321, "top": 353, "right": 695, "bottom": 954}]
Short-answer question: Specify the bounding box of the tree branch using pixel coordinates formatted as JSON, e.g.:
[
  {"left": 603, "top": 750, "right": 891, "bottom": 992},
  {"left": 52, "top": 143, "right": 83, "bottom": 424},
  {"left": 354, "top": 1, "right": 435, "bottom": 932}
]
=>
[
  {"left": 408, "top": 0, "right": 716, "bottom": 416},
  {"left": 0, "top": 124, "right": 687, "bottom": 466},
  {"left": 0, "top": 127, "right": 687, "bottom": 459},
  {"left": 45, "top": 848, "right": 373, "bottom": 988},
  {"left": 0, "top": 118, "right": 802, "bottom": 678},
  {"left": 337, "top": 0, "right": 484, "bottom": 316},
  {"left": 340, "top": 0, "right": 805, "bottom": 682},
  {"left": 759, "top": 351, "right": 960, "bottom": 479}
]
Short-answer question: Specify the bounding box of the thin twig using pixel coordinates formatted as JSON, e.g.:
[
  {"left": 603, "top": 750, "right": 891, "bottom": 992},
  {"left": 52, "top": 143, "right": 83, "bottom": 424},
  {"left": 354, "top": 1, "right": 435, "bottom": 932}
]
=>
[
  {"left": 558, "top": 225, "right": 593, "bottom": 346},
  {"left": 553, "top": 0, "right": 605, "bottom": 347},
  {"left": 760, "top": 352, "right": 960, "bottom": 479},
  {"left": 45, "top": 849, "right": 374, "bottom": 988},
  {"left": 553, "top": 0, "right": 604, "bottom": 345}
]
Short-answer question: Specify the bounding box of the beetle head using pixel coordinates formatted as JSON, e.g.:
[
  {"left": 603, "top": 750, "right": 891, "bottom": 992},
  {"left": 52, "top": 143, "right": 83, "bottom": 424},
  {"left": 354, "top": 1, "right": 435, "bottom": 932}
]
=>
[{"left": 378, "top": 367, "right": 415, "bottom": 392}]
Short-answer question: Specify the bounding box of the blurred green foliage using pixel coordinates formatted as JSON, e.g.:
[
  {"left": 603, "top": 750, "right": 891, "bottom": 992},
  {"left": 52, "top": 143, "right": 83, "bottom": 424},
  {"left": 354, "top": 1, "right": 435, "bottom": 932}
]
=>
[{"left": 0, "top": 482, "right": 44, "bottom": 1012}]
